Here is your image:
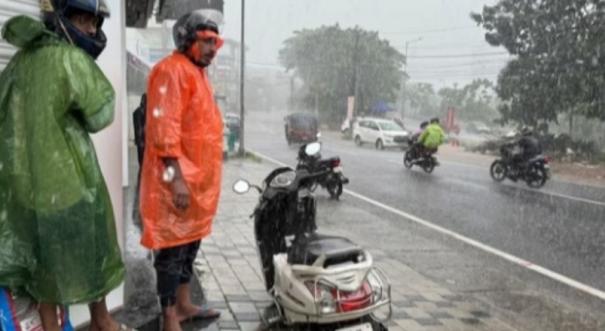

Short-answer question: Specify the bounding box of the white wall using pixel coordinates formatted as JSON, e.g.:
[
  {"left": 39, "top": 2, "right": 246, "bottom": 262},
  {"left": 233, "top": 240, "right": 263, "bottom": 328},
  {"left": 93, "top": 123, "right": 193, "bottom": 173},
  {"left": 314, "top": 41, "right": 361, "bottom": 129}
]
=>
[{"left": 70, "top": 0, "right": 127, "bottom": 326}]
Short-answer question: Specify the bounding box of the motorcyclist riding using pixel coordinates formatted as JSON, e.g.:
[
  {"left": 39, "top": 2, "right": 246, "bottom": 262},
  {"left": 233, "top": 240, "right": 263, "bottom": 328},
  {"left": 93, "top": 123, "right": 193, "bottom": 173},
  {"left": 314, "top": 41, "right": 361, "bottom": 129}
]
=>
[
  {"left": 511, "top": 127, "right": 543, "bottom": 176},
  {"left": 411, "top": 121, "right": 429, "bottom": 143},
  {"left": 407, "top": 121, "right": 428, "bottom": 157},
  {"left": 418, "top": 117, "right": 446, "bottom": 161}
]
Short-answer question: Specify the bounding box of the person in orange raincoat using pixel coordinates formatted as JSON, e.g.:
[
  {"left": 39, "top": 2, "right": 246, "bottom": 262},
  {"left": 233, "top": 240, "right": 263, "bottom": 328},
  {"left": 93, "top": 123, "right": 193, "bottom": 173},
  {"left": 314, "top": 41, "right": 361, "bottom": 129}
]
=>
[{"left": 139, "top": 10, "right": 224, "bottom": 331}]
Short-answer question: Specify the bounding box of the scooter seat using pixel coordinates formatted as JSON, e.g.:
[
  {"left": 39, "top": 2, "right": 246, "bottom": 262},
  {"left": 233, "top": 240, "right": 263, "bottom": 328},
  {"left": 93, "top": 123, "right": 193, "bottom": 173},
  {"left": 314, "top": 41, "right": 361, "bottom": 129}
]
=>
[{"left": 288, "top": 233, "right": 363, "bottom": 266}]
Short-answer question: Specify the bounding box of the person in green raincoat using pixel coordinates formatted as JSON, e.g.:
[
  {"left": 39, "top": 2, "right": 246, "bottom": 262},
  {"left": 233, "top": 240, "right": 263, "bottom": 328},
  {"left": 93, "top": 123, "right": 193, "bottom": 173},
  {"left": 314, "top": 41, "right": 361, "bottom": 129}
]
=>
[
  {"left": 419, "top": 117, "right": 446, "bottom": 155},
  {"left": 0, "top": 0, "right": 125, "bottom": 330}
]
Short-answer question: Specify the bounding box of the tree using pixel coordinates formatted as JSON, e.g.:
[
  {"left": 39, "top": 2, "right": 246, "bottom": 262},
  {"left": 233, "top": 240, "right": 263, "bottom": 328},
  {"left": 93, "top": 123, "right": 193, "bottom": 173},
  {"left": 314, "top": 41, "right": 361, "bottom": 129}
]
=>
[
  {"left": 279, "top": 25, "right": 405, "bottom": 126},
  {"left": 402, "top": 82, "right": 440, "bottom": 117},
  {"left": 438, "top": 79, "right": 499, "bottom": 122},
  {"left": 472, "top": 0, "right": 605, "bottom": 127}
]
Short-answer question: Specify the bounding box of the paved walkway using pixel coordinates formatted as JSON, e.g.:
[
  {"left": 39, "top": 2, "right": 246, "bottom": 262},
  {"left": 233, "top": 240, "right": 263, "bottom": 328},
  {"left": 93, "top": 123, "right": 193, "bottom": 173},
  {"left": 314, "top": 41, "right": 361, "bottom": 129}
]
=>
[{"left": 190, "top": 158, "right": 518, "bottom": 331}]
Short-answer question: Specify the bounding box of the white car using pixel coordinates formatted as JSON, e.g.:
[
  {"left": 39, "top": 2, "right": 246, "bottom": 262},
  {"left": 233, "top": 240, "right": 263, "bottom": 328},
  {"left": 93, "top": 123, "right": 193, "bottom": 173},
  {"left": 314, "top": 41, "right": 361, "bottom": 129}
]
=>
[{"left": 352, "top": 117, "right": 410, "bottom": 150}]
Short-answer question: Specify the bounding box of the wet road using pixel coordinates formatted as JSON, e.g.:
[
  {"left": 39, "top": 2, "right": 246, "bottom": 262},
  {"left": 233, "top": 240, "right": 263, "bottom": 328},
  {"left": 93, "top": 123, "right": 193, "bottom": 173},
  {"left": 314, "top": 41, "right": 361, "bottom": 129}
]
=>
[{"left": 243, "top": 112, "right": 605, "bottom": 296}]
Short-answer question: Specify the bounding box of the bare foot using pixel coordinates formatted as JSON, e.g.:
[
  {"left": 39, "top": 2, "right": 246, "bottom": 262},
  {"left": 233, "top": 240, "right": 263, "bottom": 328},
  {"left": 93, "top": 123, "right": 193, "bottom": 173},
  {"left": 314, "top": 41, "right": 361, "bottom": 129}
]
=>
[
  {"left": 176, "top": 303, "right": 202, "bottom": 321},
  {"left": 163, "top": 307, "right": 183, "bottom": 331},
  {"left": 89, "top": 317, "right": 120, "bottom": 331},
  {"left": 89, "top": 299, "right": 126, "bottom": 331}
]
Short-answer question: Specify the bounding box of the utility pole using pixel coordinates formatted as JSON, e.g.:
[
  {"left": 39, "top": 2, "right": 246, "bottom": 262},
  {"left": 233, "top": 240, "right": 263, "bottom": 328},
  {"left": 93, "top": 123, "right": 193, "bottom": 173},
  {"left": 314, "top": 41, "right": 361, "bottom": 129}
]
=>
[
  {"left": 289, "top": 75, "right": 294, "bottom": 111},
  {"left": 352, "top": 29, "right": 361, "bottom": 117},
  {"left": 404, "top": 37, "right": 422, "bottom": 71},
  {"left": 238, "top": 0, "right": 246, "bottom": 157},
  {"left": 401, "top": 37, "right": 422, "bottom": 120}
]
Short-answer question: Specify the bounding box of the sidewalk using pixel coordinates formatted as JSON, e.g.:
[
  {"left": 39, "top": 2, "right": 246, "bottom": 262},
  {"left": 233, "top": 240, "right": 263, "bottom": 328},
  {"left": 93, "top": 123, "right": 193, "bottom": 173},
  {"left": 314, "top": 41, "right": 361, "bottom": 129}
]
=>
[
  {"left": 119, "top": 154, "right": 604, "bottom": 330},
  {"left": 190, "top": 158, "right": 521, "bottom": 331}
]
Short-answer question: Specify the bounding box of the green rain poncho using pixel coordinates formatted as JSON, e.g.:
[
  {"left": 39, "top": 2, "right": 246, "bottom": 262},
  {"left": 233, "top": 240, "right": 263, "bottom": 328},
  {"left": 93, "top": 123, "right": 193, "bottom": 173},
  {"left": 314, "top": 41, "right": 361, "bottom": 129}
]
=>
[{"left": 0, "top": 16, "right": 124, "bottom": 304}]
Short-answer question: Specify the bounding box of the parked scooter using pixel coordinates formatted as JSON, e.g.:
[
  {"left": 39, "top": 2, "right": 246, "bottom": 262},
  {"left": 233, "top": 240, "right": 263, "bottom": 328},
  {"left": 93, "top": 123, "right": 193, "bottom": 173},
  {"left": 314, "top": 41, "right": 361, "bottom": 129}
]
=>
[
  {"left": 233, "top": 142, "right": 391, "bottom": 331},
  {"left": 296, "top": 143, "right": 349, "bottom": 199}
]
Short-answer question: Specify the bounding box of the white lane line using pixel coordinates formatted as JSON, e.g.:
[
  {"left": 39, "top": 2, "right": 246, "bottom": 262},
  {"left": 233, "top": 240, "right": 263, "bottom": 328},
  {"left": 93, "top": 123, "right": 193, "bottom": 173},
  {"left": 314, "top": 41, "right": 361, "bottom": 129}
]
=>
[
  {"left": 438, "top": 160, "right": 605, "bottom": 193},
  {"left": 373, "top": 159, "right": 489, "bottom": 191},
  {"left": 250, "top": 149, "right": 605, "bottom": 302},
  {"left": 379, "top": 156, "right": 605, "bottom": 207},
  {"left": 521, "top": 188, "right": 605, "bottom": 207}
]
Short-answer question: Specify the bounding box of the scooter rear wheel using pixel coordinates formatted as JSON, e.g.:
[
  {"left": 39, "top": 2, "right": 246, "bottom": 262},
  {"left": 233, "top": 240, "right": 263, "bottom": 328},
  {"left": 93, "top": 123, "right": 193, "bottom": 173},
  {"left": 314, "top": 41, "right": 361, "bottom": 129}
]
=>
[
  {"left": 526, "top": 165, "right": 547, "bottom": 188},
  {"left": 422, "top": 159, "right": 435, "bottom": 173}
]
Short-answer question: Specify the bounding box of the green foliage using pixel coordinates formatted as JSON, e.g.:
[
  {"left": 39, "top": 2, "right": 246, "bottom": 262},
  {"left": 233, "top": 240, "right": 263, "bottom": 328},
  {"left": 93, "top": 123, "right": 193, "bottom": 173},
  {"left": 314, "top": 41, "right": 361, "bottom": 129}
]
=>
[
  {"left": 279, "top": 25, "right": 405, "bottom": 126},
  {"left": 472, "top": 0, "right": 605, "bottom": 126},
  {"left": 402, "top": 82, "right": 440, "bottom": 117},
  {"left": 438, "top": 79, "right": 499, "bottom": 122},
  {"left": 402, "top": 79, "right": 499, "bottom": 122}
]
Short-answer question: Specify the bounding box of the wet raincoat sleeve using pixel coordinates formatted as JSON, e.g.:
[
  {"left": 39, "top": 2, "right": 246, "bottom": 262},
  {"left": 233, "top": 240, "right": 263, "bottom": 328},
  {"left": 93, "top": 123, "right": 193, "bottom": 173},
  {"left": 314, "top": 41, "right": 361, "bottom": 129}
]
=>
[
  {"left": 146, "top": 69, "right": 189, "bottom": 158},
  {"left": 66, "top": 51, "right": 115, "bottom": 133},
  {"left": 419, "top": 128, "right": 429, "bottom": 144},
  {"left": 438, "top": 126, "right": 446, "bottom": 145}
]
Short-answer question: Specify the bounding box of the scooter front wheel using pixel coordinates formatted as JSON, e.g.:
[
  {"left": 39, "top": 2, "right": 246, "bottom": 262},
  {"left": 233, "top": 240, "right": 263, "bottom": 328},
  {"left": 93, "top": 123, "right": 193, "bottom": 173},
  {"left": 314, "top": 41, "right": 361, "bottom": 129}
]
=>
[
  {"left": 490, "top": 160, "right": 507, "bottom": 182},
  {"left": 403, "top": 151, "right": 413, "bottom": 169},
  {"left": 327, "top": 181, "right": 343, "bottom": 199}
]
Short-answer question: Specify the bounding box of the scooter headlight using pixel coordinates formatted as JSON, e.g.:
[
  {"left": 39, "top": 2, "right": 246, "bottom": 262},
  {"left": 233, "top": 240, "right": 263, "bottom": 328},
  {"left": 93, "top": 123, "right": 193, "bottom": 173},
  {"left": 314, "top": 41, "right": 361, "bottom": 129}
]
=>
[{"left": 269, "top": 170, "right": 296, "bottom": 188}]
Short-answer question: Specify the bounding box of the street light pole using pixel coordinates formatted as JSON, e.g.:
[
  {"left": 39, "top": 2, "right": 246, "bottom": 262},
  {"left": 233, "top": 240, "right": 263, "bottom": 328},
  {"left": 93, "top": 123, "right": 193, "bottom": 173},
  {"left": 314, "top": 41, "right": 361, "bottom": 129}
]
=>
[
  {"left": 404, "top": 37, "right": 422, "bottom": 72},
  {"left": 401, "top": 37, "right": 422, "bottom": 120},
  {"left": 238, "top": 0, "right": 246, "bottom": 157}
]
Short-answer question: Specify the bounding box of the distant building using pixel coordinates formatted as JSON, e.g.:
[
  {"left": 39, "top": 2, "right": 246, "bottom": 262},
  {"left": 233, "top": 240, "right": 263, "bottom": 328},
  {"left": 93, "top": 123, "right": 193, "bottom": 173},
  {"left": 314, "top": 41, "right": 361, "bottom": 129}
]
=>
[
  {"left": 157, "top": 0, "right": 224, "bottom": 22},
  {"left": 126, "top": 0, "right": 224, "bottom": 28},
  {"left": 126, "top": 15, "right": 241, "bottom": 115}
]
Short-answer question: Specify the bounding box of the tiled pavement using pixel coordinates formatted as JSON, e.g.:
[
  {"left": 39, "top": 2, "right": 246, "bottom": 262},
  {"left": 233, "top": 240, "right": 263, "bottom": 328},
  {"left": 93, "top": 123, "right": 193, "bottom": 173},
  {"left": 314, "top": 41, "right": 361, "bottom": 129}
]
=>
[{"left": 189, "top": 158, "right": 518, "bottom": 331}]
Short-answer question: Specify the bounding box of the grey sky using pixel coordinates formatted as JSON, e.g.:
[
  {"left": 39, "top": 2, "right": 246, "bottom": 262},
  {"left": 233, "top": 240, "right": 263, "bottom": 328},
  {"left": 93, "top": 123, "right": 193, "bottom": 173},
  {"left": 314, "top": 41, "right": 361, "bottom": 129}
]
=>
[{"left": 220, "top": 0, "right": 509, "bottom": 88}]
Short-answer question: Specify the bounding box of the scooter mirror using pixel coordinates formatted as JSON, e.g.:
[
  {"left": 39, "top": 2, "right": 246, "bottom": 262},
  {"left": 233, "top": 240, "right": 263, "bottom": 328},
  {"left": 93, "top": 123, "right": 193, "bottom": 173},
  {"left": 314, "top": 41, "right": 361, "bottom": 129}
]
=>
[
  {"left": 305, "top": 142, "right": 321, "bottom": 157},
  {"left": 233, "top": 180, "right": 251, "bottom": 194}
]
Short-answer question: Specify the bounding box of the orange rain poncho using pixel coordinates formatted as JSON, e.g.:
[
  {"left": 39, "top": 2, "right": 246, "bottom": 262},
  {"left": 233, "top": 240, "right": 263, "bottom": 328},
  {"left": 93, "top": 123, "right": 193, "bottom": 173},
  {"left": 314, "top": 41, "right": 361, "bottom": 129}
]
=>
[{"left": 140, "top": 51, "right": 224, "bottom": 249}]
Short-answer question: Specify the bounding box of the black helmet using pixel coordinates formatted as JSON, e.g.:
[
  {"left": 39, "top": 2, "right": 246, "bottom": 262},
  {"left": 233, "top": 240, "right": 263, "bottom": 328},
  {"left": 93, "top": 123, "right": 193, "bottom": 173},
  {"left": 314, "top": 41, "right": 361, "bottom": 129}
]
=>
[
  {"left": 430, "top": 117, "right": 440, "bottom": 124},
  {"left": 42, "top": 0, "right": 110, "bottom": 59},
  {"left": 173, "top": 10, "right": 220, "bottom": 53},
  {"left": 420, "top": 121, "right": 429, "bottom": 129}
]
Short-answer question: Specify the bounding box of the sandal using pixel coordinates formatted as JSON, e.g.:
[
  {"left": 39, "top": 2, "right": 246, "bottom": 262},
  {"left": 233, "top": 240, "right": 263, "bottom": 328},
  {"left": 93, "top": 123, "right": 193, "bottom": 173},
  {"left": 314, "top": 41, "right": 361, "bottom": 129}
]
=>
[
  {"left": 186, "top": 306, "right": 221, "bottom": 322},
  {"left": 117, "top": 323, "right": 136, "bottom": 331}
]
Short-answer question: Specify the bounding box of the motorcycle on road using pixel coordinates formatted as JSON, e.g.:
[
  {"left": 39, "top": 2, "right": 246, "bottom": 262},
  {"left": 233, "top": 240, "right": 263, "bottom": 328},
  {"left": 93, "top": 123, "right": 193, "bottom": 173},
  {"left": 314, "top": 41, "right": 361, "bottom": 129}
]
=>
[
  {"left": 490, "top": 143, "right": 551, "bottom": 188},
  {"left": 296, "top": 143, "right": 350, "bottom": 199},
  {"left": 403, "top": 141, "right": 438, "bottom": 174}
]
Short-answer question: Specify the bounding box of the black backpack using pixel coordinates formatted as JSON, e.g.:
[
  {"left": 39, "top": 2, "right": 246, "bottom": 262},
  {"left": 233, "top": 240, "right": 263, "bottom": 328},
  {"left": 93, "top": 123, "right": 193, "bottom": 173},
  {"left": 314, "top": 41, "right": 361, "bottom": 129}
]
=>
[{"left": 133, "top": 93, "right": 147, "bottom": 166}]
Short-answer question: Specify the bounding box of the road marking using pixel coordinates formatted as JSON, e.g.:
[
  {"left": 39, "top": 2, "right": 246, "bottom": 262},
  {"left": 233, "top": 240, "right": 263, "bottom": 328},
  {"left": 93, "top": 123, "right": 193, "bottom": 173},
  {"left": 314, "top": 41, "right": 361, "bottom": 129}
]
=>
[
  {"left": 250, "top": 149, "right": 605, "bottom": 302},
  {"left": 380, "top": 156, "right": 605, "bottom": 207}
]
